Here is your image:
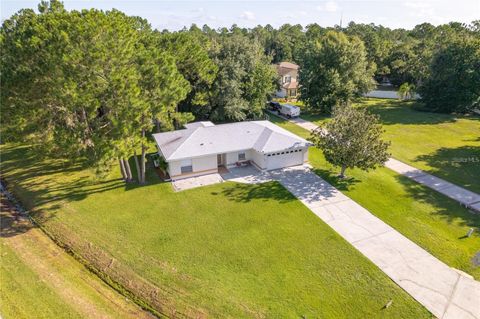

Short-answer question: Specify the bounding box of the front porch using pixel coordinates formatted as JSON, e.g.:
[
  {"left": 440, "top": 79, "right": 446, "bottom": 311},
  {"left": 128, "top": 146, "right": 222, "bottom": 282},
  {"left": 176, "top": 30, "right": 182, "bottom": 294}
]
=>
[{"left": 172, "top": 164, "right": 272, "bottom": 192}]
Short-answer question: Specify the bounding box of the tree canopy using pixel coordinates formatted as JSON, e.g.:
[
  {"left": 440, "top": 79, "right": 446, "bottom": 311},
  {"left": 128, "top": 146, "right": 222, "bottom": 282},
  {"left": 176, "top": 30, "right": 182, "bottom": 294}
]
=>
[
  {"left": 418, "top": 38, "right": 480, "bottom": 113},
  {"left": 206, "top": 34, "right": 277, "bottom": 121},
  {"left": 310, "top": 106, "right": 390, "bottom": 178},
  {"left": 298, "top": 31, "right": 375, "bottom": 113},
  {"left": 1, "top": 1, "right": 190, "bottom": 181}
]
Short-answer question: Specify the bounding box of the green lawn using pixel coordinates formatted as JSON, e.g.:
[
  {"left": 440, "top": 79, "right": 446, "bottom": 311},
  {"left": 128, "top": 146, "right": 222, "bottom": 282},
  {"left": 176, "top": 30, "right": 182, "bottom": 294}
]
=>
[
  {"left": 270, "top": 114, "right": 480, "bottom": 279},
  {"left": 1, "top": 143, "right": 429, "bottom": 318},
  {"left": 0, "top": 243, "right": 82, "bottom": 319},
  {"left": 297, "top": 98, "right": 480, "bottom": 193}
]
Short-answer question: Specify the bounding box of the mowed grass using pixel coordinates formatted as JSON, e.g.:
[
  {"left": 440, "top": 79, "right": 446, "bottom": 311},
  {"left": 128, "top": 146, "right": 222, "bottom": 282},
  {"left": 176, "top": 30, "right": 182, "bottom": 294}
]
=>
[
  {"left": 364, "top": 99, "right": 480, "bottom": 193},
  {"left": 0, "top": 144, "right": 429, "bottom": 318},
  {"left": 0, "top": 243, "right": 81, "bottom": 319},
  {"left": 297, "top": 98, "right": 480, "bottom": 193},
  {"left": 270, "top": 114, "right": 480, "bottom": 279},
  {"left": 0, "top": 203, "right": 152, "bottom": 319}
]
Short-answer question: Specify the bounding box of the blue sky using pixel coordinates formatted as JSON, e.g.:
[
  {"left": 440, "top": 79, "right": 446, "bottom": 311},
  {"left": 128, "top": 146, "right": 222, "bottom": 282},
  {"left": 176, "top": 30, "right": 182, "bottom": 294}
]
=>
[{"left": 2, "top": 0, "right": 479, "bottom": 30}]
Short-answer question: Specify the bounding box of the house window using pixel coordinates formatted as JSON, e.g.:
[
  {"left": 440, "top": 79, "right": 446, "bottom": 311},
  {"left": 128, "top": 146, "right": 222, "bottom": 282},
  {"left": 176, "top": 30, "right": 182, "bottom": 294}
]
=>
[
  {"left": 283, "top": 75, "right": 291, "bottom": 83},
  {"left": 180, "top": 159, "right": 193, "bottom": 174},
  {"left": 238, "top": 152, "right": 246, "bottom": 161}
]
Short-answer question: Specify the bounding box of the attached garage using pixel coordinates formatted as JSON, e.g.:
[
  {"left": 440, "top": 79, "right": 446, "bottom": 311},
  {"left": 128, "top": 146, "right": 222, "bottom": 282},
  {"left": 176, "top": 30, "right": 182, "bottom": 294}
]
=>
[{"left": 265, "top": 149, "right": 305, "bottom": 170}]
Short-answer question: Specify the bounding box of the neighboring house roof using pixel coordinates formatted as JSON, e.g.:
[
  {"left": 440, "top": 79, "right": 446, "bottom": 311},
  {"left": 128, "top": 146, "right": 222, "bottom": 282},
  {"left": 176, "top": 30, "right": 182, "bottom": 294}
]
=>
[
  {"left": 153, "top": 121, "right": 311, "bottom": 161},
  {"left": 282, "top": 81, "right": 298, "bottom": 89},
  {"left": 278, "top": 61, "right": 299, "bottom": 70},
  {"left": 276, "top": 61, "right": 299, "bottom": 76}
]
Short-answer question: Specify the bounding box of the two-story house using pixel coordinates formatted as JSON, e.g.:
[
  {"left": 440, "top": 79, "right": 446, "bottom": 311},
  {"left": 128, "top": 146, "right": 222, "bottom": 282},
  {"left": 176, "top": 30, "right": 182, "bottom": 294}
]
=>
[{"left": 275, "top": 61, "right": 299, "bottom": 99}]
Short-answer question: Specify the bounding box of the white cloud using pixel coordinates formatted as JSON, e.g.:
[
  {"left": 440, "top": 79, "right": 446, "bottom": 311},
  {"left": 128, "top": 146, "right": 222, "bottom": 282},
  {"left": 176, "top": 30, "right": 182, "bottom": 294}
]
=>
[
  {"left": 403, "top": 1, "right": 446, "bottom": 24},
  {"left": 240, "top": 11, "right": 255, "bottom": 21},
  {"left": 317, "top": 1, "right": 339, "bottom": 13}
]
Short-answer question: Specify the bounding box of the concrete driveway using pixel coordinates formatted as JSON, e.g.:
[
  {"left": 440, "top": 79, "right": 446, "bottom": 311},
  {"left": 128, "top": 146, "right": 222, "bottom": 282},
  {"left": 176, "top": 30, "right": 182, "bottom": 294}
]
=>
[
  {"left": 270, "top": 165, "right": 480, "bottom": 319},
  {"left": 221, "top": 165, "right": 272, "bottom": 184}
]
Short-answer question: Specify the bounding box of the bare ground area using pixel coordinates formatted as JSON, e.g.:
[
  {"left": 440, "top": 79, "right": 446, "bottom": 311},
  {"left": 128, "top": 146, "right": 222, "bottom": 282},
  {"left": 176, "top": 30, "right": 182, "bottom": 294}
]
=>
[{"left": 0, "top": 195, "right": 155, "bottom": 319}]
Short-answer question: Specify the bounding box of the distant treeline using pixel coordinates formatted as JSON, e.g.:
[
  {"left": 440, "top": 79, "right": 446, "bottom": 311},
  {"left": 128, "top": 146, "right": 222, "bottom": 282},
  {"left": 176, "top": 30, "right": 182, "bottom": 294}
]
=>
[{"left": 166, "top": 20, "right": 479, "bottom": 88}]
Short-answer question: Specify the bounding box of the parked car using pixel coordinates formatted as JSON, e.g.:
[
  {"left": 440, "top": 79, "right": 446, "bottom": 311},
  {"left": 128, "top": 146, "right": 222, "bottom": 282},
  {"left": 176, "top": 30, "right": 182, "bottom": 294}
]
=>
[
  {"left": 278, "top": 103, "right": 300, "bottom": 118},
  {"left": 268, "top": 101, "right": 281, "bottom": 111}
]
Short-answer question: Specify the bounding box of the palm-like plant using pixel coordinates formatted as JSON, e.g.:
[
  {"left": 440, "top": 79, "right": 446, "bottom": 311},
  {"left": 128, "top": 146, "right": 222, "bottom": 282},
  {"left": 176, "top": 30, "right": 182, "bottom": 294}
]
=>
[{"left": 398, "top": 82, "right": 416, "bottom": 100}]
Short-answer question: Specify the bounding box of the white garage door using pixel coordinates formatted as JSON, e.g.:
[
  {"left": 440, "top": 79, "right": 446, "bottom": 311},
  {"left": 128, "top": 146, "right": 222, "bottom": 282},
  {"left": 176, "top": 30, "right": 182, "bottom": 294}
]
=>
[{"left": 266, "top": 150, "right": 303, "bottom": 170}]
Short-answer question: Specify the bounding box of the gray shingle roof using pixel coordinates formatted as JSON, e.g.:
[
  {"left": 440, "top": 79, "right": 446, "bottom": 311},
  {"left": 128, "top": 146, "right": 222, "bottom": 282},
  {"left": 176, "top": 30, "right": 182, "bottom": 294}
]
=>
[{"left": 153, "top": 121, "right": 311, "bottom": 161}]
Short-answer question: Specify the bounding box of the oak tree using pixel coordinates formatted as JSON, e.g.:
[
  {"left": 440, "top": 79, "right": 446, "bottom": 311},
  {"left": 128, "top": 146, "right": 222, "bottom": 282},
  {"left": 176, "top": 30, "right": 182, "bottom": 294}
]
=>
[{"left": 310, "top": 106, "right": 390, "bottom": 178}]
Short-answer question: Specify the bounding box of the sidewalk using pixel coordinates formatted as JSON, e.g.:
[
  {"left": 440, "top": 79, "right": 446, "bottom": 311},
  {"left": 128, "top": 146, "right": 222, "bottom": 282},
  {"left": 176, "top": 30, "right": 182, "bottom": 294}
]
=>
[
  {"left": 385, "top": 158, "right": 480, "bottom": 211},
  {"left": 268, "top": 110, "right": 480, "bottom": 212},
  {"left": 269, "top": 165, "right": 480, "bottom": 319}
]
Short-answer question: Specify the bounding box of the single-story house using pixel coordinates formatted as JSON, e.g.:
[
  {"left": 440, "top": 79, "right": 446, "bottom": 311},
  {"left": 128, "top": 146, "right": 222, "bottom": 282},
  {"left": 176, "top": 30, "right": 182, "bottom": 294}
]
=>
[
  {"left": 153, "top": 121, "right": 312, "bottom": 180},
  {"left": 275, "top": 61, "right": 299, "bottom": 98}
]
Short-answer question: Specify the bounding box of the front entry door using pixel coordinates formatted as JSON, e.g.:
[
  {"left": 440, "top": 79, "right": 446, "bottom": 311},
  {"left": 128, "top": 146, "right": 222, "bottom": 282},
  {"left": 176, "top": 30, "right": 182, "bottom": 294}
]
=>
[{"left": 217, "top": 153, "right": 225, "bottom": 166}]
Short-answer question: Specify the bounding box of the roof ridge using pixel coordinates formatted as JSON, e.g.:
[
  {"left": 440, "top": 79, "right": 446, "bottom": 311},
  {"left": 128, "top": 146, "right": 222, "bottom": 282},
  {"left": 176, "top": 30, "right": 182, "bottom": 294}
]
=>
[
  {"left": 252, "top": 126, "right": 273, "bottom": 152},
  {"left": 166, "top": 127, "right": 201, "bottom": 160}
]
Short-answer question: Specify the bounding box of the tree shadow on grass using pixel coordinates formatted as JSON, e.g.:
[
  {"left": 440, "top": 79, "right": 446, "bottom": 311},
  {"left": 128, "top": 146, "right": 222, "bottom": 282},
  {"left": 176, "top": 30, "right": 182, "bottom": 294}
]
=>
[
  {"left": 0, "top": 195, "right": 36, "bottom": 237},
  {"left": 0, "top": 144, "right": 164, "bottom": 214},
  {"left": 0, "top": 190, "right": 57, "bottom": 238},
  {"left": 394, "top": 174, "right": 480, "bottom": 231},
  {"left": 414, "top": 145, "right": 480, "bottom": 193},
  {"left": 361, "top": 99, "right": 480, "bottom": 126},
  {"left": 310, "top": 168, "right": 360, "bottom": 192},
  {"left": 215, "top": 181, "right": 296, "bottom": 204},
  {"left": 368, "top": 104, "right": 459, "bottom": 126}
]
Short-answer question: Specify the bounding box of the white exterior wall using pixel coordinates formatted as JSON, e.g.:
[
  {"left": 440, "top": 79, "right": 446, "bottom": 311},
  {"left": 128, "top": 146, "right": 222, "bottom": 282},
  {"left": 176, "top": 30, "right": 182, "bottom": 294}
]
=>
[
  {"left": 303, "top": 148, "right": 309, "bottom": 162},
  {"left": 168, "top": 160, "right": 182, "bottom": 177},
  {"left": 364, "top": 90, "right": 421, "bottom": 100},
  {"left": 251, "top": 150, "right": 266, "bottom": 169},
  {"left": 167, "top": 147, "right": 308, "bottom": 178},
  {"left": 193, "top": 154, "right": 217, "bottom": 172},
  {"left": 168, "top": 154, "right": 217, "bottom": 179},
  {"left": 225, "top": 149, "right": 253, "bottom": 167}
]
